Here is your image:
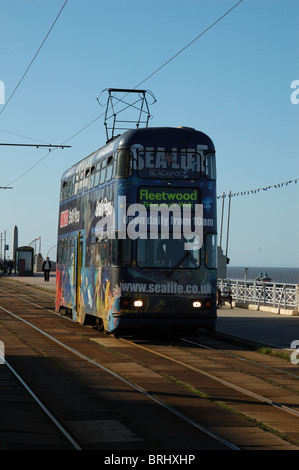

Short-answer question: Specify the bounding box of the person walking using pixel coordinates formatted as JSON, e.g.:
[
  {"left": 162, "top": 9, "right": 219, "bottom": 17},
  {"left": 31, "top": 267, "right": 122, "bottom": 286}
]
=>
[{"left": 42, "top": 257, "right": 52, "bottom": 282}]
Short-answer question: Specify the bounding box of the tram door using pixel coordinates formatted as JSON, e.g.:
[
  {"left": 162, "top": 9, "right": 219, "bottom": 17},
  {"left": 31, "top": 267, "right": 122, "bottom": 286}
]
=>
[{"left": 74, "top": 231, "right": 84, "bottom": 321}]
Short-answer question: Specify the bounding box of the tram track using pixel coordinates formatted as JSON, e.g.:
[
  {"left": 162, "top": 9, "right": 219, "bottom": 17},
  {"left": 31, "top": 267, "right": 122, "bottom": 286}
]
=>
[
  {"left": 118, "top": 337, "right": 299, "bottom": 419},
  {"left": 0, "top": 282, "right": 239, "bottom": 450},
  {"left": 0, "top": 280, "right": 299, "bottom": 450}
]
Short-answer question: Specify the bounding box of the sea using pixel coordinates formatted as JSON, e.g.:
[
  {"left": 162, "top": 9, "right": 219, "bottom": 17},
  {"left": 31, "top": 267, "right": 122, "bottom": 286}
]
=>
[{"left": 227, "top": 266, "right": 299, "bottom": 285}]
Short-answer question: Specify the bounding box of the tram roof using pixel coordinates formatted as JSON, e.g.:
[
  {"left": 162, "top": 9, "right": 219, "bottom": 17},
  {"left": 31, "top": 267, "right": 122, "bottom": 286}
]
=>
[{"left": 61, "top": 126, "right": 215, "bottom": 181}]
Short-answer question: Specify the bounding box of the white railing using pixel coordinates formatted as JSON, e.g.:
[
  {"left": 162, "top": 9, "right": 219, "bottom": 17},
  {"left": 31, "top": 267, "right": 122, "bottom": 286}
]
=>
[{"left": 218, "top": 279, "right": 298, "bottom": 313}]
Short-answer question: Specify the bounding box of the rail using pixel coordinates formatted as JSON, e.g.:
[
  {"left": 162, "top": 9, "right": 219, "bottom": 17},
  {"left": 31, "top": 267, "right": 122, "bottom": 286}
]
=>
[{"left": 217, "top": 279, "right": 299, "bottom": 313}]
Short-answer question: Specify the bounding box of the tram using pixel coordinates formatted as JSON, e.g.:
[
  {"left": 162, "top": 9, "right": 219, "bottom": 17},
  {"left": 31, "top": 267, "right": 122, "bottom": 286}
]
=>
[{"left": 55, "top": 126, "right": 217, "bottom": 334}]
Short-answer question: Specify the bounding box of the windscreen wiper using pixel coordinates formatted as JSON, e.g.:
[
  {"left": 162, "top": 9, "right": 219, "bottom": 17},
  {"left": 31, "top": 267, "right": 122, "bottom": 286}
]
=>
[{"left": 167, "top": 251, "right": 190, "bottom": 281}]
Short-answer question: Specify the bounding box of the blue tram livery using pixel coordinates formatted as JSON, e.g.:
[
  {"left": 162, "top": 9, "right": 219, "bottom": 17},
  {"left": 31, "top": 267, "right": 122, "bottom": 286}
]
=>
[{"left": 55, "top": 126, "right": 217, "bottom": 334}]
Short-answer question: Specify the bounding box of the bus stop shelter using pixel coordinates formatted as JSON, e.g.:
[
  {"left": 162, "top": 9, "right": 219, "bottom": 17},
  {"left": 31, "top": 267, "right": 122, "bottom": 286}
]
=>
[{"left": 15, "top": 246, "right": 34, "bottom": 276}]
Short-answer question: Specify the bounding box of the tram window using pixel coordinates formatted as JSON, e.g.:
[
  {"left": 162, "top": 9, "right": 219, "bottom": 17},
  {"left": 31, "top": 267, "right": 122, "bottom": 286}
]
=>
[
  {"left": 100, "top": 239, "right": 109, "bottom": 265},
  {"left": 91, "top": 236, "right": 100, "bottom": 266},
  {"left": 66, "top": 238, "right": 71, "bottom": 265},
  {"left": 62, "top": 179, "right": 73, "bottom": 200},
  {"left": 91, "top": 238, "right": 110, "bottom": 266},
  {"left": 205, "top": 234, "right": 217, "bottom": 268},
  {"left": 59, "top": 239, "right": 66, "bottom": 265},
  {"left": 61, "top": 181, "right": 67, "bottom": 200},
  {"left": 94, "top": 162, "right": 102, "bottom": 186},
  {"left": 78, "top": 171, "right": 84, "bottom": 193},
  {"left": 57, "top": 240, "right": 63, "bottom": 264},
  {"left": 83, "top": 168, "right": 90, "bottom": 191},
  {"left": 100, "top": 160, "right": 106, "bottom": 184},
  {"left": 59, "top": 239, "right": 64, "bottom": 264},
  {"left": 70, "top": 237, "right": 75, "bottom": 264},
  {"left": 111, "top": 236, "right": 132, "bottom": 266},
  {"left": 66, "top": 238, "right": 75, "bottom": 265},
  {"left": 106, "top": 155, "right": 114, "bottom": 182},
  {"left": 68, "top": 176, "right": 74, "bottom": 198},
  {"left": 74, "top": 173, "right": 79, "bottom": 195},
  {"left": 116, "top": 149, "right": 132, "bottom": 177},
  {"left": 89, "top": 165, "right": 95, "bottom": 188},
  {"left": 68, "top": 178, "right": 74, "bottom": 198},
  {"left": 59, "top": 239, "right": 63, "bottom": 264},
  {"left": 137, "top": 238, "right": 200, "bottom": 268},
  {"left": 206, "top": 154, "right": 216, "bottom": 180}
]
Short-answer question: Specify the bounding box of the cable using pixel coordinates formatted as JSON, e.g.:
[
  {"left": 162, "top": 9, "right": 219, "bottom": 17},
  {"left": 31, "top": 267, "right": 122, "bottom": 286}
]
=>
[
  {"left": 5, "top": 0, "right": 244, "bottom": 185},
  {"left": 65, "top": 0, "right": 245, "bottom": 144},
  {"left": 0, "top": 128, "right": 50, "bottom": 145},
  {"left": 6, "top": 149, "right": 58, "bottom": 186},
  {"left": 0, "top": 0, "right": 69, "bottom": 116},
  {"left": 134, "top": 0, "right": 244, "bottom": 89}
]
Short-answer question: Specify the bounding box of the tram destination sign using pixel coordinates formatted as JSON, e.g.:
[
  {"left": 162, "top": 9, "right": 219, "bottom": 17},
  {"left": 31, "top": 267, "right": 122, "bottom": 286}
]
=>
[
  {"left": 138, "top": 187, "right": 199, "bottom": 208},
  {"left": 137, "top": 148, "right": 202, "bottom": 179}
]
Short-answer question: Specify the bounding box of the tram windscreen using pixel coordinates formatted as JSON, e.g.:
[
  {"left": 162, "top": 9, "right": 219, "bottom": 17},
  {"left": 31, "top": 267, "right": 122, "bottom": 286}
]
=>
[{"left": 137, "top": 237, "right": 200, "bottom": 269}]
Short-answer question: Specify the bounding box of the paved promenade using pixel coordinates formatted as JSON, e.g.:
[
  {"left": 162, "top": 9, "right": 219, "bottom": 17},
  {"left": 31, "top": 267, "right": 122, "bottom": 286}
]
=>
[
  {"left": 2, "top": 272, "right": 299, "bottom": 350},
  {"left": 2, "top": 272, "right": 56, "bottom": 292},
  {"left": 217, "top": 307, "right": 299, "bottom": 350}
]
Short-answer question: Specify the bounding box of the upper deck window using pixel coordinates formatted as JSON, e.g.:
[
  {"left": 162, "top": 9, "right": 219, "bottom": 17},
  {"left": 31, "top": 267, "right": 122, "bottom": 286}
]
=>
[
  {"left": 83, "top": 168, "right": 90, "bottom": 191},
  {"left": 74, "top": 170, "right": 84, "bottom": 195},
  {"left": 100, "top": 160, "right": 106, "bottom": 184},
  {"left": 94, "top": 162, "right": 102, "bottom": 186},
  {"left": 89, "top": 165, "right": 95, "bottom": 189},
  {"left": 116, "top": 149, "right": 132, "bottom": 177},
  {"left": 61, "top": 177, "right": 74, "bottom": 200},
  {"left": 206, "top": 154, "right": 216, "bottom": 180},
  {"left": 105, "top": 155, "right": 115, "bottom": 181}
]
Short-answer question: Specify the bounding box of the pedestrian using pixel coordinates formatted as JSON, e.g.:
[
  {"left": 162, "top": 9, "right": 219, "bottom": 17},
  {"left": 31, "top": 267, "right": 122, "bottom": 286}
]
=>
[{"left": 42, "top": 257, "right": 51, "bottom": 282}]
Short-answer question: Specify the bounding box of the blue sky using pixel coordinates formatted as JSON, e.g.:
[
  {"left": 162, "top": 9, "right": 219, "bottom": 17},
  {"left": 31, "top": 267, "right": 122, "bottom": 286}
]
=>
[{"left": 0, "top": 0, "right": 298, "bottom": 267}]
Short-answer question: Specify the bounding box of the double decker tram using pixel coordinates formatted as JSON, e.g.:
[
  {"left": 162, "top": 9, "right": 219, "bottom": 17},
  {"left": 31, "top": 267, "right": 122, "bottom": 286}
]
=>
[{"left": 55, "top": 126, "right": 217, "bottom": 335}]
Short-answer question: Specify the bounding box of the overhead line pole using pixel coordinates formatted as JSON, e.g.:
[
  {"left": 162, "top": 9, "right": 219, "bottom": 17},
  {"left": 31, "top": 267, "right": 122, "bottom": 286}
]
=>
[{"left": 225, "top": 191, "right": 232, "bottom": 260}]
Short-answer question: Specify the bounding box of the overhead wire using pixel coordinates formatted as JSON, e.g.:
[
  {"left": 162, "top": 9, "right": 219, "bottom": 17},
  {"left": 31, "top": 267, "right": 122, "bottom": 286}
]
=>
[
  {"left": 134, "top": 0, "right": 244, "bottom": 90},
  {"left": 61, "top": 0, "right": 245, "bottom": 145},
  {"left": 5, "top": 0, "right": 244, "bottom": 186},
  {"left": 0, "top": 127, "right": 50, "bottom": 145},
  {"left": 0, "top": 0, "right": 69, "bottom": 117}
]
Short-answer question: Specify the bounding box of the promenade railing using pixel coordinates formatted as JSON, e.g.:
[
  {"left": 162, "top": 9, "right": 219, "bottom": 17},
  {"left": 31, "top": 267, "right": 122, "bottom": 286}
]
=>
[{"left": 217, "top": 279, "right": 298, "bottom": 313}]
